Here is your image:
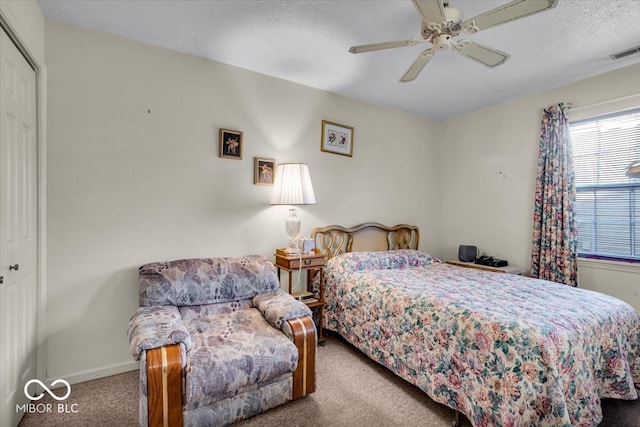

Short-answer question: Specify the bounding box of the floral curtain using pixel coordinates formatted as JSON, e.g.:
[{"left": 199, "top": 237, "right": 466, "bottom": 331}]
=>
[{"left": 530, "top": 102, "right": 578, "bottom": 286}]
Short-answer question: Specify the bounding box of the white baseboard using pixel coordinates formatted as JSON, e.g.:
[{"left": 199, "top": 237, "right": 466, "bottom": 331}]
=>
[{"left": 50, "top": 360, "right": 139, "bottom": 386}]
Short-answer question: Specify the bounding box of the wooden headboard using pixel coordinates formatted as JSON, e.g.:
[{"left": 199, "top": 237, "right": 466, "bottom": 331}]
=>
[{"left": 310, "top": 222, "right": 419, "bottom": 260}]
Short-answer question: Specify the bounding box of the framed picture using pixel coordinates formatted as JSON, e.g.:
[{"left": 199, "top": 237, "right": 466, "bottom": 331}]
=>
[
  {"left": 321, "top": 120, "right": 354, "bottom": 157},
  {"left": 254, "top": 157, "right": 275, "bottom": 186},
  {"left": 219, "top": 129, "right": 243, "bottom": 159}
]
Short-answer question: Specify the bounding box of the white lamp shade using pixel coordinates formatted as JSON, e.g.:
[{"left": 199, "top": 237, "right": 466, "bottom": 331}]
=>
[{"left": 270, "top": 163, "right": 316, "bottom": 205}]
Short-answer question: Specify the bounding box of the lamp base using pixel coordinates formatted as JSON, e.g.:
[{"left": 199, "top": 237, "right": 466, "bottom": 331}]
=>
[
  {"left": 285, "top": 237, "right": 301, "bottom": 256},
  {"left": 283, "top": 208, "right": 301, "bottom": 256}
]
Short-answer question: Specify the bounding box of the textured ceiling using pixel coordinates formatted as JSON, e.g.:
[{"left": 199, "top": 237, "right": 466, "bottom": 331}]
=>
[{"left": 37, "top": 0, "right": 640, "bottom": 120}]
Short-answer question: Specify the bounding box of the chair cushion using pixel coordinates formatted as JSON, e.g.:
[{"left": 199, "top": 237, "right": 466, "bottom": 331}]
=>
[
  {"left": 253, "top": 290, "right": 313, "bottom": 329},
  {"left": 128, "top": 305, "right": 192, "bottom": 360},
  {"left": 179, "top": 300, "right": 253, "bottom": 322},
  {"left": 180, "top": 305, "right": 298, "bottom": 408},
  {"left": 139, "top": 255, "right": 280, "bottom": 307}
]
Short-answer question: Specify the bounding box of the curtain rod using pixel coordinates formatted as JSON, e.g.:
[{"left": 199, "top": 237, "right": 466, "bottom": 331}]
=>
[{"left": 568, "top": 92, "right": 640, "bottom": 112}]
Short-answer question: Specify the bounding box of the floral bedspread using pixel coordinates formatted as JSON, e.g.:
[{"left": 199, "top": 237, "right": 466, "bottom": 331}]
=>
[{"left": 322, "top": 250, "right": 640, "bottom": 427}]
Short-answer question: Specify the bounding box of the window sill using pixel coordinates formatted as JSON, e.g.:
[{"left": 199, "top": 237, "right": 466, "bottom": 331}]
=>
[{"left": 577, "top": 257, "right": 640, "bottom": 274}]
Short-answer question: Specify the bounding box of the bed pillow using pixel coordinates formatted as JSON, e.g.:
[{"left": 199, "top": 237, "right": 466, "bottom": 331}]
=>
[{"left": 326, "top": 250, "right": 438, "bottom": 273}]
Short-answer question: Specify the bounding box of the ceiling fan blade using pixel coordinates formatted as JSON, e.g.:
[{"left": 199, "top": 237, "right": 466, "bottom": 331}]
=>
[
  {"left": 349, "top": 39, "right": 419, "bottom": 54},
  {"left": 453, "top": 40, "right": 510, "bottom": 67},
  {"left": 400, "top": 50, "right": 435, "bottom": 82},
  {"left": 463, "top": 0, "right": 559, "bottom": 33},
  {"left": 411, "top": 0, "right": 446, "bottom": 23}
]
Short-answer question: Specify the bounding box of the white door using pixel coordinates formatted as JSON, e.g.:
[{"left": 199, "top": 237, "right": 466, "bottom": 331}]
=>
[{"left": 0, "top": 27, "right": 39, "bottom": 427}]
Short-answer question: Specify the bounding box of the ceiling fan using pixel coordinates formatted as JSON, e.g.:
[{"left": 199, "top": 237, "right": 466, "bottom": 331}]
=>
[{"left": 349, "top": 0, "right": 559, "bottom": 82}]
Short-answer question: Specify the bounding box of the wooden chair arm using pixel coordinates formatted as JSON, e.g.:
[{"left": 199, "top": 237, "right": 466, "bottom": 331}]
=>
[
  {"left": 146, "top": 344, "right": 183, "bottom": 427},
  {"left": 288, "top": 316, "right": 316, "bottom": 399}
]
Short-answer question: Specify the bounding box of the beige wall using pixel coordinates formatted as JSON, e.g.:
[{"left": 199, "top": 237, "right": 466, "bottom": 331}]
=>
[
  {"left": 44, "top": 19, "right": 442, "bottom": 382},
  {"left": 440, "top": 63, "right": 640, "bottom": 310},
  {"left": 41, "top": 12, "right": 640, "bottom": 382}
]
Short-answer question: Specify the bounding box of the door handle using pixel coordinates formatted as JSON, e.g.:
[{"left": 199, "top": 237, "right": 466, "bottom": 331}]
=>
[{"left": 9, "top": 264, "right": 19, "bottom": 271}]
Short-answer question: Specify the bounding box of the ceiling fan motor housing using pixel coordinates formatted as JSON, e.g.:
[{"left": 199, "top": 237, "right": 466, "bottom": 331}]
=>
[
  {"left": 421, "top": 6, "right": 463, "bottom": 39},
  {"left": 444, "top": 6, "right": 463, "bottom": 33}
]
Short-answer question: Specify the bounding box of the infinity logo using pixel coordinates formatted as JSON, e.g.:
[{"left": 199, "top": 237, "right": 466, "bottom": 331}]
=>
[{"left": 24, "top": 379, "right": 71, "bottom": 401}]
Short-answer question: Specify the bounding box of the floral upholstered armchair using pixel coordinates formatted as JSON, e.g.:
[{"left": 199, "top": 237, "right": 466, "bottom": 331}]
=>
[{"left": 127, "top": 255, "right": 316, "bottom": 427}]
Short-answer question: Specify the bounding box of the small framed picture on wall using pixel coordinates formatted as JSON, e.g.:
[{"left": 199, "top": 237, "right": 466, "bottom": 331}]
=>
[
  {"left": 254, "top": 157, "right": 275, "bottom": 186},
  {"left": 219, "top": 129, "right": 243, "bottom": 159},
  {"left": 321, "top": 120, "right": 354, "bottom": 157}
]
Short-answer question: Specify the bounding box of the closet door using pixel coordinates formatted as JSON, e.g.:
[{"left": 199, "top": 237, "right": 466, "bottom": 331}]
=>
[{"left": 0, "top": 27, "right": 38, "bottom": 427}]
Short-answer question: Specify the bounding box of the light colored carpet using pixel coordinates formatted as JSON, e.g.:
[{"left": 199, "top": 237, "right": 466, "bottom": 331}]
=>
[{"left": 19, "top": 334, "right": 640, "bottom": 426}]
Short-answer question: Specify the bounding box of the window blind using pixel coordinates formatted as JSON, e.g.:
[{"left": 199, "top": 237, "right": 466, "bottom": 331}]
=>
[{"left": 569, "top": 107, "right": 640, "bottom": 261}]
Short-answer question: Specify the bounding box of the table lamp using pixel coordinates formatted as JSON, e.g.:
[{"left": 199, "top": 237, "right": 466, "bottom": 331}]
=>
[{"left": 270, "top": 163, "right": 316, "bottom": 255}]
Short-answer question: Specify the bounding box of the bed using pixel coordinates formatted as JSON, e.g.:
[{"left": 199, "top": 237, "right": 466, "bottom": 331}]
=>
[{"left": 311, "top": 222, "right": 640, "bottom": 427}]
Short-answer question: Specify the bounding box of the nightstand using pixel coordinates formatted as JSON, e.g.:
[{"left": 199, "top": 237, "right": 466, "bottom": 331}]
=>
[
  {"left": 274, "top": 250, "right": 326, "bottom": 343},
  {"left": 446, "top": 260, "right": 523, "bottom": 275}
]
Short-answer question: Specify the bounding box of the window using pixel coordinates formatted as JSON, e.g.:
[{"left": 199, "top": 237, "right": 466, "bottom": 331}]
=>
[{"left": 569, "top": 108, "right": 640, "bottom": 262}]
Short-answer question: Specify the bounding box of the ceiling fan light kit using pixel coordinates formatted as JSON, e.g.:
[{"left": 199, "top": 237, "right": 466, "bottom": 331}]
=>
[
  {"left": 349, "top": 0, "right": 559, "bottom": 82},
  {"left": 433, "top": 34, "right": 452, "bottom": 50}
]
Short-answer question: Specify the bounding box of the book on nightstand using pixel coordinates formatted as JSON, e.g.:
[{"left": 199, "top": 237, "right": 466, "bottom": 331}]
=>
[
  {"left": 276, "top": 248, "right": 292, "bottom": 256},
  {"left": 292, "top": 291, "right": 317, "bottom": 303},
  {"left": 276, "top": 248, "right": 319, "bottom": 257}
]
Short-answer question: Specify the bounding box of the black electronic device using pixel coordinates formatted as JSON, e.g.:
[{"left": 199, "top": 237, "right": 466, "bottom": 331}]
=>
[
  {"left": 475, "top": 255, "right": 508, "bottom": 267},
  {"left": 458, "top": 245, "right": 478, "bottom": 262}
]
